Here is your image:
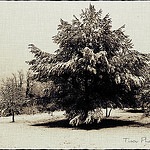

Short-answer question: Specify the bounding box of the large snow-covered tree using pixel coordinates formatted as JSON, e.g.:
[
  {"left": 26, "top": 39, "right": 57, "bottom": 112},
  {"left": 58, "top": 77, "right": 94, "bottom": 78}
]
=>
[{"left": 27, "top": 4, "right": 148, "bottom": 126}]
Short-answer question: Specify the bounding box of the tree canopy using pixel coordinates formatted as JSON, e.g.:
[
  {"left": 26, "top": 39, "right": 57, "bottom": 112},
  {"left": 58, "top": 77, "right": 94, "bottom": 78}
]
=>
[
  {"left": 27, "top": 4, "right": 149, "bottom": 126},
  {"left": 0, "top": 71, "right": 25, "bottom": 122}
]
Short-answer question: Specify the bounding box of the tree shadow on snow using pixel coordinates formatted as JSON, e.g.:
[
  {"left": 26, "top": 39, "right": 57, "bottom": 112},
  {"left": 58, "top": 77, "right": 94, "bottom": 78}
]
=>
[
  {"left": 125, "top": 109, "right": 145, "bottom": 113},
  {"left": 31, "top": 118, "right": 149, "bottom": 130}
]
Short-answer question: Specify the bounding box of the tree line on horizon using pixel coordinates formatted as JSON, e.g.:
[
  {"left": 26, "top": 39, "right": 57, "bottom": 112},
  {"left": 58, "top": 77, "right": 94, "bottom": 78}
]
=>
[{"left": 0, "top": 70, "right": 56, "bottom": 122}]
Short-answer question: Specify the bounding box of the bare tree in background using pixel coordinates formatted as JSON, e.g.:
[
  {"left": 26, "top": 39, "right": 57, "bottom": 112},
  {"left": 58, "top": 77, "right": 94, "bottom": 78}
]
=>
[{"left": 0, "top": 70, "right": 26, "bottom": 122}]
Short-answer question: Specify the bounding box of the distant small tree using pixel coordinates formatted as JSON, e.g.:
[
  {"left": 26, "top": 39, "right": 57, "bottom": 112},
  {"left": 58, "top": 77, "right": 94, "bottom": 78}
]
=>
[
  {"left": 26, "top": 70, "right": 31, "bottom": 98},
  {"left": 0, "top": 70, "right": 26, "bottom": 122},
  {"left": 135, "top": 53, "right": 150, "bottom": 115},
  {"left": 27, "top": 4, "right": 148, "bottom": 126}
]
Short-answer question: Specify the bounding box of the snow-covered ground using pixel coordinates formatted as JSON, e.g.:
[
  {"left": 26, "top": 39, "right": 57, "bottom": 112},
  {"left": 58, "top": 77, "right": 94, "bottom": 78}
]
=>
[{"left": 0, "top": 109, "right": 150, "bottom": 149}]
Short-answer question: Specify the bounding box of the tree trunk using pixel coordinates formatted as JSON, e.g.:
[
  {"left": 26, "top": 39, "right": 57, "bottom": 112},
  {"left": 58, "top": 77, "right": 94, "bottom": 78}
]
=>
[
  {"left": 108, "top": 108, "right": 112, "bottom": 117},
  {"left": 106, "top": 107, "right": 108, "bottom": 117},
  {"left": 12, "top": 109, "right": 15, "bottom": 122},
  {"left": 106, "top": 103, "right": 108, "bottom": 117}
]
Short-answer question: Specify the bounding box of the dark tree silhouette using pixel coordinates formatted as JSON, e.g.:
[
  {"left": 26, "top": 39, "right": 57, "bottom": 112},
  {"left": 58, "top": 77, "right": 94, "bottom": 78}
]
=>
[{"left": 27, "top": 4, "right": 148, "bottom": 126}]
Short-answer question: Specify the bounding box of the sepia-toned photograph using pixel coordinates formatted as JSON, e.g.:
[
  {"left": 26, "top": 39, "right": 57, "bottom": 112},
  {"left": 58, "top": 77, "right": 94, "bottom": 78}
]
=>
[{"left": 0, "top": 1, "right": 150, "bottom": 149}]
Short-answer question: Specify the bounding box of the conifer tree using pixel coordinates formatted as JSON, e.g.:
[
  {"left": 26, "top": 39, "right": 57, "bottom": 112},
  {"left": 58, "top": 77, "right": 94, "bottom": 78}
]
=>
[{"left": 27, "top": 4, "right": 147, "bottom": 126}]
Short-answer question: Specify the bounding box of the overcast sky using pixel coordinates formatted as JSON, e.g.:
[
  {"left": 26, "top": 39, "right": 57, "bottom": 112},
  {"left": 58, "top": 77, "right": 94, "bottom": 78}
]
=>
[{"left": 0, "top": 2, "right": 150, "bottom": 79}]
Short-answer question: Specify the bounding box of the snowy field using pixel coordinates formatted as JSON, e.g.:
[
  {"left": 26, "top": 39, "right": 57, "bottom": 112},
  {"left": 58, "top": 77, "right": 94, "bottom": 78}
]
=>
[{"left": 0, "top": 109, "right": 150, "bottom": 149}]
